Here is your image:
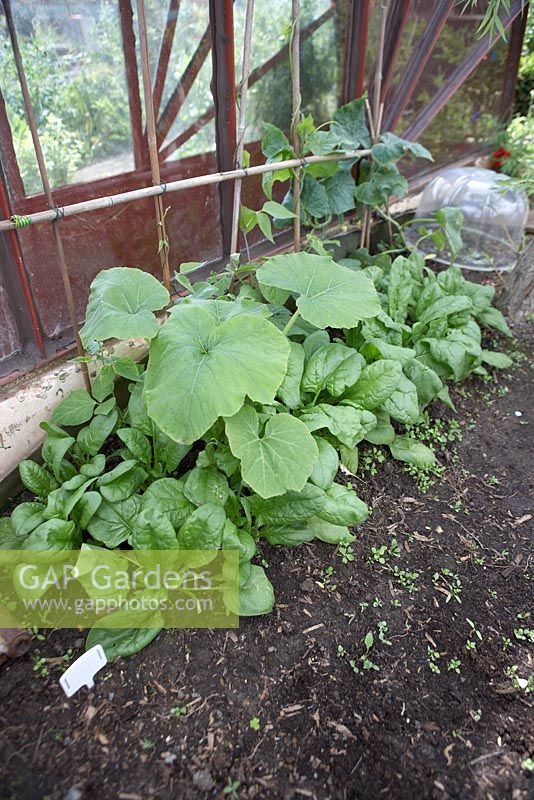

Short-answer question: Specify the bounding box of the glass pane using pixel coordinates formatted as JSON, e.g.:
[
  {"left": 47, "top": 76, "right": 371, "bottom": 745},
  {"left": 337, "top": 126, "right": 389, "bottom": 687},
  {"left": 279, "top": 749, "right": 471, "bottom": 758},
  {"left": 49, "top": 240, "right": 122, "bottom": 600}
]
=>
[
  {"left": 411, "top": 38, "right": 508, "bottom": 168},
  {"left": 234, "top": 0, "right": 338, "bottom": 142},
  {"left": 0, "top": 272, "right": 21, "bottom": 362},
  {"left": 146, "top": 0, "right": 216, "bottom": 160},
  {"left": 0, "top": 1, "right": 135, "bottom": 195}
]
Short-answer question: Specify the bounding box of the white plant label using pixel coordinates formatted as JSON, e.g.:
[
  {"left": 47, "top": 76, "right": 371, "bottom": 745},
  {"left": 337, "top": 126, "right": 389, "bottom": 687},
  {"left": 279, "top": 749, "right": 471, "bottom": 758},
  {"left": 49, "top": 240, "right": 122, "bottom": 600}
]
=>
[{"left": 59, "top": 644, "right": 107, "bottom": 698}]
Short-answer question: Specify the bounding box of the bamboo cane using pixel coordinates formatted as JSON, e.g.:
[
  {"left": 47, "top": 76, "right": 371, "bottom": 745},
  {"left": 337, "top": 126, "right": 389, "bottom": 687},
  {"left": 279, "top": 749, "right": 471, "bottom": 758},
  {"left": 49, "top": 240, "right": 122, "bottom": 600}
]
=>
[
  {"left": 361, "top": 0, "right": 390, "bottom": 250},
  {"left": 230, "top": 0, "right": 255, "bottom": 258},
  {"left": 0, "top": 150, "right": 371, "bottom": 234},
  {"left": 291, "top": 0, "right": 302, "bottom": 252},
  {"left": 136, "top": 0, "right": 172, "bottom": 293},
  {"left": 2, "top": 0, "right": 91, "bottom": 392}
]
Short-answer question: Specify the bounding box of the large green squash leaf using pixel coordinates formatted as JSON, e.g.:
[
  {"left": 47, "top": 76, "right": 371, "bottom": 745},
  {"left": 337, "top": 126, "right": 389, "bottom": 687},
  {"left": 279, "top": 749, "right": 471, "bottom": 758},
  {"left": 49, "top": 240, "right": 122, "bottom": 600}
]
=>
[
  {"left": 145, "top": 304, "right": 290, "bottom": 443},
  {"left": 80, "top": 267, "right": 169, "bottom": 346},
  {"left": 256, "top": 253, "right": 380, "bottom": 329},
  {"left": 225, "top": 406, "right": 318, "bottom": 498}
]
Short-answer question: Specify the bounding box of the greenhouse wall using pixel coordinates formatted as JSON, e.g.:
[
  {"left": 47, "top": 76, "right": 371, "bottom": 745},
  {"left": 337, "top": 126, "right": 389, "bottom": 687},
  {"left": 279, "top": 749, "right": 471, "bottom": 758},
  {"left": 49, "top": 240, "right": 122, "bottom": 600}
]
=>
[{"left": 0, "top": 0, "right": 528, "bottom": 381}]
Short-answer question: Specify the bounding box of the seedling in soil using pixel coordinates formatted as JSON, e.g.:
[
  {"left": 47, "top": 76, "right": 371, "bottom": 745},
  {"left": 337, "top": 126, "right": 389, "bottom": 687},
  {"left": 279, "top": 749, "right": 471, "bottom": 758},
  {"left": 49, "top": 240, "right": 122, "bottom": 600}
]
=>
[
  {"left": 372, "top": 597, "right": 383, "bottom": 608},
  {"left": 449, "top": 499, "right": 463, "bottom": 513},
  {"left": 517, "top": 611, "right": 531, "bottom": 620},
  {"left": 249, "top": 717, "right": 260, "bottom": 731},
  {"left": 338, "top": 540, "right": 355, "bottom": 564},
  {"left": 337, "top": 644, "right": 347, "bottom": 658},
  {"left": 393, "top": 567, "right": 420, "bottom": 594},
  {"left": 169, "top": 705, "right": 188, "bottom": 718},
  {"left": 32, "top": 656, "right": 49, "bottom": 678},
  {"left": 432, "top": 568, "right": 463, "bottom": 604},
  {"left": 371, "top": 537, "right": 401, "bottom": 566},
  {"left": 359, "top": 601, "right": 369, "bottom": 613},
  {"left": 223, "top": 779, "right": 242, "bottom": 798},
  {"left": 514, "top": 628, "right": 534, "bottom": 644},
  {"left": 349, "top": 631, "right": 379, "bottom": 674},
  {"left": 466, "top": 618, "right": 483, "bottom": 651},
  {"left": 483, "top": 474, "right": 501, "bottom": 486},
  {"left": 377, "top": 621, "right": 392, "bottom": 645},
  {"left": 427, "top": 646, "right": 441, "bottom": 674},
  {"left": 390, "top": 599, "right": 402, "bottom": 608},
  {"left": 502, "top": 636, "right": 513, "bottom": 651},
  {"left": 404, "top": 462, "right": 444, "bottom": 494},
  {"left": 447, "top": 659, "right": 461, "bottom": 674},
  {"left": 318, "top": 566, "right": 337, "bottom": 592},
  {"left": 360, "top": 446, "right": 387, "bottom": 476}
]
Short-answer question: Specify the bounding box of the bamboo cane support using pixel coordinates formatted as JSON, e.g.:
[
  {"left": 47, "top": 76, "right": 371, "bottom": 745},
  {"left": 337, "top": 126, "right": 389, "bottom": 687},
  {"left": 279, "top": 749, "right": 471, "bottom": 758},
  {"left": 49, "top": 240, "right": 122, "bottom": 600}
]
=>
[
  {"left": 2, "top": 0, "right": 91, "bottom": 391},
  {"left": 291, "top": 0, "right": 302, "bottom": 252},
  {"left": 0, "top": 150, "right": 371, "bottom": 234},
  {"left": 136, "top": 0, "right": 172, "bottom": 293},
  {"left": 361, "top": 1, "right": 389, "bottom": 250},
  {"left": 230, "top": 0, "right": 255, "bottom": 257}
]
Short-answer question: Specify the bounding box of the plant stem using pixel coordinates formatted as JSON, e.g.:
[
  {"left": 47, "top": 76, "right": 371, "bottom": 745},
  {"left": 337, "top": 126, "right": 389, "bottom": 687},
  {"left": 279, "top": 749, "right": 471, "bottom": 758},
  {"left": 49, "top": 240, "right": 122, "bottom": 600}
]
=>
[{"left": 283, "top": 308, "right": 301, "bottom": 336}]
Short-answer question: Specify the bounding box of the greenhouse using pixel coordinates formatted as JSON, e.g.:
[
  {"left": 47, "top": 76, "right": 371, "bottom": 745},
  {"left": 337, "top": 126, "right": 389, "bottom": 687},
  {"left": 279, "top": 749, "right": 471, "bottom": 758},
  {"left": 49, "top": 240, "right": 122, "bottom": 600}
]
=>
[{"left": 0, "top": 1, "right": 532, "bottom": 797}]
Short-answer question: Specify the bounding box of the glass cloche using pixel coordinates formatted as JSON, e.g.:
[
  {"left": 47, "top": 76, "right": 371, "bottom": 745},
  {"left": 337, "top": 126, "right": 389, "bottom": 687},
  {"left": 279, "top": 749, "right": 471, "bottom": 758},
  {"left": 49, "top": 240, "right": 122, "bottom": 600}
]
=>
[{"left": 405, "top": 167, "right": 528, "bottom": 272}]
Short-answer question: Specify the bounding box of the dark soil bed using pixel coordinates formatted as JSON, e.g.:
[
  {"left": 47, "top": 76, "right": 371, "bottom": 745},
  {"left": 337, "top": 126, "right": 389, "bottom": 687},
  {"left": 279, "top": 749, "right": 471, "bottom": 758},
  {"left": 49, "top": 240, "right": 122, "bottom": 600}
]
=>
[{"left": 1, "top": 287, "right": 533, "bottom": 800}]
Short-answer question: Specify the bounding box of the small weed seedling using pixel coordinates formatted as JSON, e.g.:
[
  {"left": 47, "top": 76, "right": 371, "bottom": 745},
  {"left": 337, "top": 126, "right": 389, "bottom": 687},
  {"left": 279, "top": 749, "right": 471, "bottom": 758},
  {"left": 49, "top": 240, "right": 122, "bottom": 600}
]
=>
[
  {"left": 432, "top": 568, "right": 462, "bottom": 604},
  {"left": 223, "top": 778, "right": 241, "bottom": 798},
  {"left": 32, "top": 656, "right": 49, "bottom": 679},
  {"left": 360, "top": 446, "right": 387, "bottom": 476},
  {"left": 448, "top": 658, "right": 461, "bottom": 675},
  {"left": 249, "top": 717, "right": 260, "bottom": 731},
  {"left": 338, "top": 540, "right": 355, "bottom": 564},
  {"left": 466, "top": 618, "right": 483, "bottom": 651},
  {"left": 349, "top": 631, "right": 379, "bottom": 674},
  {"left": 393, "top": 566, "right": 420, "bottom": 594},
  {"left": 170, "top": 705, "right": 188, "bottom": 718},
  {"left": 377, "top": 621, "right": 392, "bottom": 646},
  {"left": 427, "top": 646, "right": 441, "bottom": 674},
  {"left": 318, "top": 566, "right": 337, "bottom": 592},
  {"left": 371, "top": 537, "right": 400, "bottom": 566},
  {"left": 514, "top": 628, "right": 534, "bottom": 644}
]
